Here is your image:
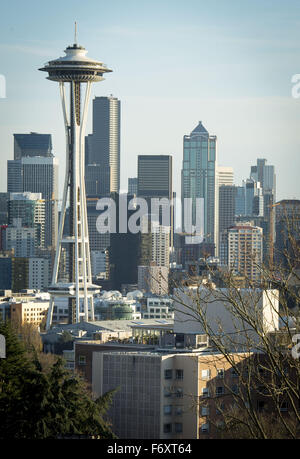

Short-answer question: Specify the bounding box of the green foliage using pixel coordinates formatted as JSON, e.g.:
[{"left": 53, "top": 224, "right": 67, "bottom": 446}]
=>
[{"left": 0, "top": 321, "right": 117, "bottom": 439}]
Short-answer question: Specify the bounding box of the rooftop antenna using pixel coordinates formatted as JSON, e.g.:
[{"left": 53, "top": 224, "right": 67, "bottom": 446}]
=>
[{"left": 74, "top": 21, "right": 78, "bottom": 45}]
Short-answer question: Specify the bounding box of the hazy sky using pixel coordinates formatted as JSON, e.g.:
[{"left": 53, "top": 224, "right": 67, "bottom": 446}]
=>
[{"left": 0, "top": 0, "right": 300, "bottom": 201}]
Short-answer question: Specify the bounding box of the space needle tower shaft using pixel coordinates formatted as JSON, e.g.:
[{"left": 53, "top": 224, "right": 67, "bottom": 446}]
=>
[{"left": 39, "top": 27, "right": 112, "bottom": 329}]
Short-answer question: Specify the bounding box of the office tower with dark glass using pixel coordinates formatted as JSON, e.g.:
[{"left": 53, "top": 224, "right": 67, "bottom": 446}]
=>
[
  {"left": 85, "top": 95, "right": 120, "bottom": 196},
  {"left": 137, "top": 155, "right": 173, "bottom": 247},
  {"left": 181, "top": 121, "right": 218, "bottom": 255},
  {"left": 13, "top": 132, "right": 52, "bottom": 159},
  {"left": 39, "top": 33, "right": 112, "bottom": 328}
]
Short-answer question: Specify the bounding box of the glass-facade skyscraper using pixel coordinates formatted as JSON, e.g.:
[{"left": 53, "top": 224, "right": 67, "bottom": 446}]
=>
[
  {"left": 181, "top": 121, "right": 218, "bottom": 255},
  {"left": 85, "top": 96, "right": 120, "bottom": 196}
]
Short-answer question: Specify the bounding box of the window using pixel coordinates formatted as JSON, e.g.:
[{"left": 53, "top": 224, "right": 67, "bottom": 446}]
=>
[
  {"left": 78, "top": 355, "right": 86, "bottom": 365},
  {"left": 164, "top": 405, "right": 172, "bottom": 415},
  {"left": 202, "top": 387, "right": 209, "bottom": 398},
  {"left": 164, "top": 369, "right": 172, "bottom": 380},
  {"left": 175, "top": 405, "right": 183, "bottom": 416},
  {"left": 201, "top": 406, "right": 209, "bottom": 416},
  {"left": 201, "top": 423, "right": 209, "bottom": 434},
  {"left": 164, "top": 387, "right": 172, "bottom": 398},
  {"left": 231, "top": 368, "right": 238, "bottom": 378},
  {"left": 201, "top": 369, "right": 211, "bottom": 380},
  {"left": 175, "top": 423, "right": 183, "bottom": 433},
  {"left": 216, "top": 403, "right": 225, "bottom": 415},
  {"left": 216, "top": 386, "right": 225, "bottom": 396},
  {"left": 231, "top": 384, "right": 239, "bottom": 394},
  {"left": 175, "top": 388, "right": 183, "bottom": 398},
  {"left": 217, "top": 368, "right": 225, "bottom": 378},
  {"left": 280, "top": 401, "right": 288, "bottom": 412},
  {"left": 175, "top": 369, "right": 184, "bottom": 380},
  {"left": 163, "top": 423, "right": 172, "bottom": 433}
]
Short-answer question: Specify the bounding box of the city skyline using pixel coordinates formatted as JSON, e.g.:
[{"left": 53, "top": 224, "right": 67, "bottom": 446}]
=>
[{"left": 0, "top": 0, "right": 300, "bottom": 203}]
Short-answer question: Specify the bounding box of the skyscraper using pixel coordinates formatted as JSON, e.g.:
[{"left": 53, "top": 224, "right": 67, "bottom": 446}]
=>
[
  {"left": 13, "top": 132, "right": 52, "bottom": 160},
  {"left": 85, "top": 95, "right": 120, "bottom": 196},
  {"left": 181, "top": 121, "right": 218, "bottom": 255},
  {"left": 222, "top": 222, "right": 263, "bottom": 282},
  {"left": 138, "top": 155, "right": 173, "bottom": 243},
  {"left": 7, "top": 154, "right": 58, "bottom": 249},
  {"left": 21, "top": 157, "right": 59, "bottom": 249},
  {"left": 8, "top": 192, "right": 45, "bottom": 248}
]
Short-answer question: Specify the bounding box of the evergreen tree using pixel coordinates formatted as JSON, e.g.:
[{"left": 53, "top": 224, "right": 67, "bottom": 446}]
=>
[{"left": 0, "top": 321, "right": 116, "bottom": 439}]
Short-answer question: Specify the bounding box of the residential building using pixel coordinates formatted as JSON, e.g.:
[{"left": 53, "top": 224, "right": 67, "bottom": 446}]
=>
[
  {"left": 138, "top": 265, "right": 169, "bottom": 295},
  {"left": 222, "top": 222, "right": 263, "bottom": 281}
]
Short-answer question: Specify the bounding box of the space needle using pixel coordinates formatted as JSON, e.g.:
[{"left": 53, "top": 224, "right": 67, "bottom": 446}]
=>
[{"left": 39, "top": 25, "right": 112, "bottom": 329}]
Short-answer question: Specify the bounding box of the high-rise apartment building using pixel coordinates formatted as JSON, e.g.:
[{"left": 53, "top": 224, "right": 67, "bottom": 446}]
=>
[
  {"left": 221, "top": 222, "right": 263, "bottom": 281},
  {"left": 13, "top": 133, "right": 52, "bottom": 160},
  {"left": 8, "top": 192, "right": 45, "bottom": 248},
  {"left": 181, "top": 121, "right": 218, "bottom": 255},
  {"left": 85, "top": 96, "right": 120, "bottom": 196}
]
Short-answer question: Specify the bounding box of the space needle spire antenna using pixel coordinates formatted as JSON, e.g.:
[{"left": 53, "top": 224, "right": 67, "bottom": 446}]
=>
[
  {"left": 74, "top": 21, "right": 78, "bottom": 45},
  {"left": 39, "top": 30, "right": 112, "bottom": 329}
]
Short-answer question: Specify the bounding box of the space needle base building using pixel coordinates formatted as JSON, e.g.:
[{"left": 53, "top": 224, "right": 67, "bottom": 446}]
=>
[{"left": 39, "top": 32, "right": 112, "bottom": 329}]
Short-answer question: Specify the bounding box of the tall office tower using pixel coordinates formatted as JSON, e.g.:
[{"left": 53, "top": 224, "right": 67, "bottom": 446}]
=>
[
  {"left": 138, "top": 155, "right": 173, "bottom": 246},
  {"left": 85, "top": 164, "right": 110, "bottom": 196},
  {"left": 275, "top": 200, "right": 300, "bottom": 269},
  {"left": 128, "top": 177, "right": 138, "bottom": 196},
  {"left": 8, "top": 192, "right": 45, "bottom": 248},
  {"left": 221, "top": 222, "right": 263, "bottom": 282},
  {"left": 235, "top": 186, "right": 245, "bottom": 216},
  {"left": 13, "top": 132, "right": 52, "bottom": 160},
  {"left": 244, "top": 178, "right": 264, "bottom": 217},
  {"left": 109, "top": 192, "right": 140, "bottom": 291},
  {"left": 21, "top": 157, "right": 59, "bottom": 249},
  {"left": 219, "top": 185, "right": 236, "bottom": 236},
  {"left": 217, "top": 166, "right": 234, "bottom": 186},
  {"left": 7, "top": 160, "right": 22, "bottom": 192},
  {"left": 39, "top": 34, "right": 112, "bottom": 327},
  {"left": 87, "top": 197, "right": 110, "bottom": 252},
  {"left": 219, "top": 185, "right": 236, "bottom": 262},
  {"left": 0, "top": 193, "right": 9, "bottom": 225},
  {"left": 86, "top": 95, "right": 120, "bottom": 195},
  {"left": 181, "top": 121, "right": 218, "bottom": 255},
  {"left": 250, "top": 158, "right": 276, "bottom": 195}
]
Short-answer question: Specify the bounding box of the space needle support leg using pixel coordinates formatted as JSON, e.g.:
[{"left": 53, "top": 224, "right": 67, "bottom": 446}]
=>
[
  {"left": 46, "top": 82, "right": 71, "bottom": 331},
  {"left": 79, "top": 81, "right": 92, "bottom": 321}
]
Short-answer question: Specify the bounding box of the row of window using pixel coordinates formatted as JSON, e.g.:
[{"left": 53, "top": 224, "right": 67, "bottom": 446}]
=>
[
  {"left": 165, "top": 369, "right": 184, "bottom": 380},
  {"left": 163, "top": 422, "right": 183, "bottom": 434}
]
